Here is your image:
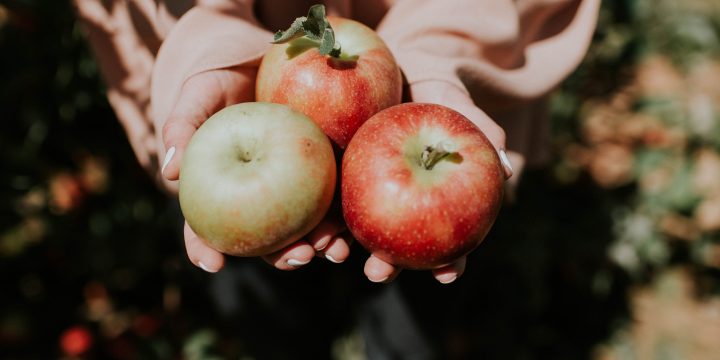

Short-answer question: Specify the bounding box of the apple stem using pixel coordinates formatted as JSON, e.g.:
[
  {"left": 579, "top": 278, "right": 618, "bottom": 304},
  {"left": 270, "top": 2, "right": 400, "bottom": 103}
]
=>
[
  {"left": 420, "top": 140, "right": 458, "bottom": 170},
  {"left": 271, "top": 4, "right": 346, "bottom": 59}
]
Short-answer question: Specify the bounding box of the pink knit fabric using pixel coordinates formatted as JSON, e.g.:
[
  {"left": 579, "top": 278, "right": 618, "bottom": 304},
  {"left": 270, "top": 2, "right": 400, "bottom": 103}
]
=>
[{"left": 74, "top": 0, "right": 600, "bottom": 189}]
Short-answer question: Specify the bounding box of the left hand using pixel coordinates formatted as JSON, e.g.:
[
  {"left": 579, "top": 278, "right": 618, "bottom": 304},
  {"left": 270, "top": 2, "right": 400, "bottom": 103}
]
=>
[
  {"left": 362, "top": 80, "right": 514, "bottom": 284},
  {"left": 160, "top": 66, "right": 351, "bottom": 273}
]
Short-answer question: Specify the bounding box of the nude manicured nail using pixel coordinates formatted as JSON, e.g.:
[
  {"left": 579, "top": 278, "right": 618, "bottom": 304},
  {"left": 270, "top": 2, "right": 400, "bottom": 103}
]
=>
[
  {"left": 369, "top": 275, "right": 389, "bottom": 283},
  {"left": 198, "top": 261, "right": 217, "bottom": 273},
  {"left": 437, "top": 274, "right": 458, "bottom": 284},
  {"left": 314, "top": 236, "right": 331, "bottom": 251},
  {"left": 287, "top": 258, "right": 310, "bottom": 267},
  {"left": 498, "top": 149, "right": 513, "bottom": 179},
  {"left": 325, "top": 253, "right": 341, "bottom": 264},
  {"left": 161, "top": 146, "right": 176, "bottom": 175}
]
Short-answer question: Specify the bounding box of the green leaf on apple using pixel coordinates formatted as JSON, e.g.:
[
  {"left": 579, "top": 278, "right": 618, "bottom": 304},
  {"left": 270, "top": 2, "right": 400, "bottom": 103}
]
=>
[
  {"left": 271, "top": 4, "right": 342, "bottom": 57},
  {"left": 272, "top": 18, "right": 307, "bottom": 43},
  {"left": 304, "top": 4, "right": 327, "bottom": 39},
  {"left": 320, "top": 28, "right": 338, "bottom": 56}
]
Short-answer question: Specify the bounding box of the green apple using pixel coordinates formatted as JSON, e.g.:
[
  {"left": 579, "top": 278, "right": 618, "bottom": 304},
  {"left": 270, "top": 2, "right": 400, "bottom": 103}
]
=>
[{"left": 179, "top": 102, "right": 336, "bottom": 256}]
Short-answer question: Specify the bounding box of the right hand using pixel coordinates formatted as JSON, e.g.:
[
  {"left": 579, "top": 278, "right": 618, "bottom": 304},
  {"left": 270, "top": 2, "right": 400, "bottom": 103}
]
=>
[
  {"left": 362, "top": 80, "right": 514, "bottom": 284},
  {"left": 160, "top": 66, "right": 351, "bottom": 273}
]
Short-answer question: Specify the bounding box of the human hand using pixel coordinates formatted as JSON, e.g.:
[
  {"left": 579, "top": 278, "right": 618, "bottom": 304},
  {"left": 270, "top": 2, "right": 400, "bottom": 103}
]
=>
[
  {"left": 362, "top": 80, "right": 514, "bottom": 284},
  {"left": 160, "top": 66, "right": 350, "bottom": 273}
]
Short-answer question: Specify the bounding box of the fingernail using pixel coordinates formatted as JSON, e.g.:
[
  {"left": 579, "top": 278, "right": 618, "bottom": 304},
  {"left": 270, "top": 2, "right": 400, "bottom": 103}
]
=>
[
  {"left": 314, "top": 236, "right": 331, "bottom": 251},
  {"left": 162, "top": 146, "right": 176, "bottom": 175},
  {"left": 437, "top": 274, "right": 458, "bottom": 284},
  {"left": 287, "top": 258, "right": 310, "bottom": 267},
  {"left": 498, "top": 149, "right": 513, "bottom": 179},
  {"left": 325, "top": 253, "right": 342, "bottom": 264},
  {"left": 198, "top": 261, "right": 217, "bottom": 273},
  {"left": 369, "top": 275, "right": 389, "bottom": 283}
]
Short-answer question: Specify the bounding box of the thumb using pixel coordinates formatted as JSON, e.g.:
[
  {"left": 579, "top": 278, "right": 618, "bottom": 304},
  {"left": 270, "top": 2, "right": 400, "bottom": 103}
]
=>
[
  {"left": 160, "top": 67, "right": 257, "bottom": 181},
  {"left": 409, "top": 81, "right": 513, "bottom": 179},
  {"left": 447, "top": 102, "right": 513, "bottom": 179},
  {"left": 161, "top": 82, "right": 219, "bottom": 181}
]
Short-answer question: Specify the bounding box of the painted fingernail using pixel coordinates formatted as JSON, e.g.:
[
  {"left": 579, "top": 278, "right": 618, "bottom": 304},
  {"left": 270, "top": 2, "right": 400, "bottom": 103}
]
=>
[
  {"left": 437, "top": 274, "right": 458, "bottom": 284},
  {"left": 368, "top": 275, "right": 389, "bottom": 283},
  {"left": 198, "top": 261, "right": 217, "bottom": 273},
  {"left": 498, "top": 149, "right": 513, "bottom": 179},
  {"left": 325, "top": 253, "right": 341, "bottom": 264},
  {"left": 314, "top": 236, "right": 331, "bottom": 251},
  {"left": 161, "top": 146, "right": 176, "bottom": 175},
  {"left": 287, "top": 258, "right": 310, "bottom": 267}
]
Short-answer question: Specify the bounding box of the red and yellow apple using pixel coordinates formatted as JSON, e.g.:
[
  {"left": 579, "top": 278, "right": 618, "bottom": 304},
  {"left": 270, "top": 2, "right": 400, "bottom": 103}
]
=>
[
  {"left": 341, "top": 103, "right": 504, "bottom": 270},
  {"left": 256, "top": 11, "right": 402, "bottom": 148},
  {"left": 179, "top": 102, "right": 336, "bottom": 256}
]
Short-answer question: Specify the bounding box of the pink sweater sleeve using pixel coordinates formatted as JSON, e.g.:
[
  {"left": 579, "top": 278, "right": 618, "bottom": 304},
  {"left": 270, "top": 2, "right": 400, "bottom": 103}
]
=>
[
  {"left": 150, "top": 4, "right": 272, "bottom": 149},
  {"left": 377, "top": 0, "right": 600, "bottom": 113},
  {"left": 75, "top": 0, "right": 272, "bottom": 189},
  {"left": 77, "top": 0, "right": 599, "bottom": 187}
]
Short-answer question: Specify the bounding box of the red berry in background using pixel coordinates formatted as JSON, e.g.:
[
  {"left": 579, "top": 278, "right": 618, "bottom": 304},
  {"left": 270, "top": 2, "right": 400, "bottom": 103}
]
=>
[{"left": 59, "top": 325, "right": 93, "bottom": 356}]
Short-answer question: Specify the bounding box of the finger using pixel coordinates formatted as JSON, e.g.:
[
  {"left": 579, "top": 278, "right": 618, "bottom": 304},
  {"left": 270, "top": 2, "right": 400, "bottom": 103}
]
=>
[
  {"left": 161, "top": 67, "right": 257, "bottom": 181},
  {"left": 453, "top": 103, "right": 506, "bottom": 152},
  {"left": 452, "top": 103, "right": 513, "bottom": 179},
  {"left": 432, "top": 257, "right": 467, "bottom": 284},
  {"left": 322, "top": 234, "right": 352, "bottom": 264},
  {"left": 306, "top": 218, "right": 346, "bottom": 252},
  {"left": 409, "top": 81, "right": 512, "bottom": 179},
  {"left": 261, "top": 241, "right": 316, "bottom": 270},
  {"left": 161, "top": 81, "right": 223, "bottom": 181},
  {"left": 184, "top": 222, "right": 225, "bottom": 273},
  {"left": 408, "top": 80, "right": 505, "bottom": 147},
  {"left": 364, "top": 254, "right": 402, "bottom": 283}
]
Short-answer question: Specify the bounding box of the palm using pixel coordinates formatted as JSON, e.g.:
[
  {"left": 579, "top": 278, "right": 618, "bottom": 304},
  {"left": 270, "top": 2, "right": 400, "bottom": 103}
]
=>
[{"left": 161, "top": 69, "right": 505, "bottom": 283}]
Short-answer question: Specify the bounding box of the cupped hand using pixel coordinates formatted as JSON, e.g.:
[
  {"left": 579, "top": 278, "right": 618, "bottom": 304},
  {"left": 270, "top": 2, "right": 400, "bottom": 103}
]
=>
[
  {"left": 160, "top": 66, "right": 350, "bottom": 273},
  {"left": 261, "top": 210, "right": 351, "bottom": 270},
  {"left": 362, "top": 80, "right": 514, "bottom": 284}
]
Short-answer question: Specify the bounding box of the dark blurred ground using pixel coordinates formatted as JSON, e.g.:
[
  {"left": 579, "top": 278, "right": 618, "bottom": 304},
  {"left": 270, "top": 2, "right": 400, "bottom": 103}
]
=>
[{"left": 1, "top": 0, "right": 719, "bottom": 359}]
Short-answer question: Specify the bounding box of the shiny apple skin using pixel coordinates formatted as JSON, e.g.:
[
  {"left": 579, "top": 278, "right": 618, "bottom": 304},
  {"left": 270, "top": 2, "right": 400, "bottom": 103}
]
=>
[
  {"left": 179, "top": 102, "right": 336, "bottom": 257},
  {"left": 342, "top": 103, "right": 504, "bottom": 270},
  {"left": 256, "top": 16, "right": 402, "bottom": 148}
]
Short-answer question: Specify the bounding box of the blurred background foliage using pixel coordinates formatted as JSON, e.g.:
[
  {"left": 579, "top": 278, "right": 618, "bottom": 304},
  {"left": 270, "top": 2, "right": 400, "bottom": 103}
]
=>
[{"left": 1, "top": 0, "right": 720, "bottom": 359}]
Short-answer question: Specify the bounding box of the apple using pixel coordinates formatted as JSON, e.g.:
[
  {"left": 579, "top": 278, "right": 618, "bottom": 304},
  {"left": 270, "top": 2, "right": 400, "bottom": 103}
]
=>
[
  {"left": 256, "top": 5, "right": 402, "bottom": 148},
  {"left": 179, "top": 102, "right": 336, "bottom": 256},
  {"left": 341, "top": 103, "right": 505, "bottom": 270}
]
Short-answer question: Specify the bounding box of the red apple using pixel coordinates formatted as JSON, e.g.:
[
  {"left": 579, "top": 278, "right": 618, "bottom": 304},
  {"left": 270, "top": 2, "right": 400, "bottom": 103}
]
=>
[
  {"left": 342, "top": 103, "right": 504, "bottom": 270},
  {"left": 256, "top": 6, "right": 402, "bottom": 148},
  {"left": 179, "top": 102, "right": 336, "bottom": 256}
]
